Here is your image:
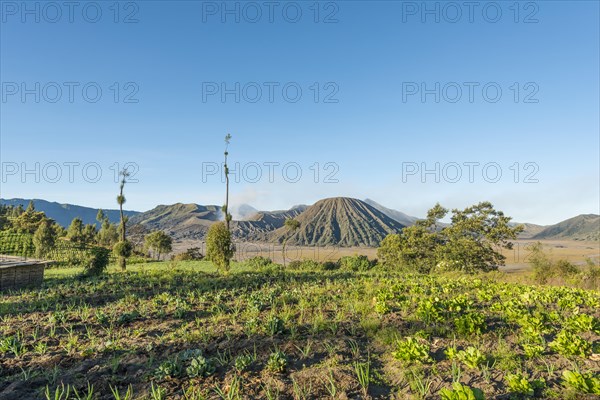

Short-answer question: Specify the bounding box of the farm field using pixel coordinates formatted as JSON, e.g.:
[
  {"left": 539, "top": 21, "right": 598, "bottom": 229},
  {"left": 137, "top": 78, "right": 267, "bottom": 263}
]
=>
[{"left": 1, "top": 261, "right": 599, "bottom": 399}]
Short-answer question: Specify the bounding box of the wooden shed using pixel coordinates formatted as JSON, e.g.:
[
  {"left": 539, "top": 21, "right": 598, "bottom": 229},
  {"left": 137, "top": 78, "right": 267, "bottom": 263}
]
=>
[{"left": 0, "top": 256, "right": 47, "bottom": 291}]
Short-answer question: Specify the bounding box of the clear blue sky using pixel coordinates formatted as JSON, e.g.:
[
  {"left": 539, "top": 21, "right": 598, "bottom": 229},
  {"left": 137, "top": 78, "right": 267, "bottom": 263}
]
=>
[{"left": 1, "top": 1, "right": 598, "bottom": 225}]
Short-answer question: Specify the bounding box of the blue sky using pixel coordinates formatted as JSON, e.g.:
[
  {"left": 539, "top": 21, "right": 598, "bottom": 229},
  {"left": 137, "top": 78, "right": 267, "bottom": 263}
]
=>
[{"left": 1, "top": 1, "right": 598, "bottom": 225}]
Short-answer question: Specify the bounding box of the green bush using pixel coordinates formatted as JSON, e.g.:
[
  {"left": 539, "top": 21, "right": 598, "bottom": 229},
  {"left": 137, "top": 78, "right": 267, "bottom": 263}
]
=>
[
  {"left": 338, "top": 255, "right": 375, "bottom": 271},
  {"left": 288, "top": 259, "right": 320, "bottom": 271},
  {"left": 321, "top": 260, "right": 339, "bottom": 270},
  {"left": 172, "top": 247, "right": 204, "bottom": 261},
  {"left": 244, "top": 256, "right": 273, "bottom": 269},
  {"left": 113, "top": 240, "right": 133, "bottom": 258},
  {"left": 83, "top": 246, "right": 110, "bottom": 276},
  {"left": 529, "top": 242, "right": 580, "bottom": 284}
]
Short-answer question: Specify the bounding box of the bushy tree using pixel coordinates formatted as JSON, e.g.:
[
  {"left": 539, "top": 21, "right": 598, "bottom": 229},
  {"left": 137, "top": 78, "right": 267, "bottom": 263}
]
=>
[
  {"left": 11, "top": 201, "right": 48, "bottom": 234},
  {"left": 437, "top": 202, "right": 522, "bottom": 272},
  {"left": 66, "top": 218, "right": 96, "bottom": 245},
  {"left": 0, "top": 205, "right": 13, "bottom": 231},
  {"left": 97, "top": 220, "right": 119, "bottom": 247},
  {"left": 113, "top": 240, "right": 133, "bottom": 262},
  {"left": 67, "top": 218, "right": 85, "bottom": 243},
  {"left": 206, "top": 222, "right": 235, "bottom": 273},
  {"left": 83, "top": 246, "right": 110, "bottom": 276},
  {"left": 145, "top": 230, "right": 173, "bottom": 260},
  {"left": 378, "top": 202, "right": 523, "bottom": 273},
  {"left": 378, "top": 204, "right": 445, "bottom": 273},
  {"left": 83, "top": 224, "right": 98, "bottom": 244},
  {"left": 96, "top": 210, "right": 118, "bottom": 247},
  {"left": 33, "top": 220, "right": 57, "bottom": 258}
]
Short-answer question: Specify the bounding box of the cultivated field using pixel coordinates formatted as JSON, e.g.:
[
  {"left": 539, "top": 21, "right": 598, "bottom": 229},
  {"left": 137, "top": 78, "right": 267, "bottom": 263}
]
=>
[
  {"left": 1, "top": 261, "right": 599, "bottom": 399},
  {"left": 174, "top": 239, "right": 600, "bottom": 271}
]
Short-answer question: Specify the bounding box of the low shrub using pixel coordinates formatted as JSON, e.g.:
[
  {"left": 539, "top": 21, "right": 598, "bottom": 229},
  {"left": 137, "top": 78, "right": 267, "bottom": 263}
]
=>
[
  {"left": 172, "top": 247, "right": 204, "bottom": 261},
  {"left": 244, "top": 256, "right": 273, "bottom": 269},
  {"left": 321, "top": 260, "right": 339, "bottom": 270},
  {"left": 339, "top": 255, "right": 376, "bottom": 271},
  {"left": 288, "top": 259, "right": 320, "bottom": 271}
]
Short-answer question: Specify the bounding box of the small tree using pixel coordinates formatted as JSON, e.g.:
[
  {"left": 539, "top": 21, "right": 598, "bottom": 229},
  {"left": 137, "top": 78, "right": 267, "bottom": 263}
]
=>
[
  {"left": 12, "top": 201, "right": 48, "bottom": 234},
  {"left": 115, "top": 168, "right": 131, "bottom": 271},
  {"left": 83, "top": 246, "right": 110, "bottom": 276},
  {"left": 217, "top": 133, "right": 235, "bottom": 270},
  {"left": 33, "top": 220, "right": 56, "bottom": 258},
  {"left": 96, "top": 209, "right": 106, "bottom": 225},
  {"left": 0, "top": 205, "right": 12, "bottom": 230},
  {"left": 145, "top": 231, "right": 173, "bottom": 260},
  {"left": 206, "top": 222, "right": 235, "bottom": 273},
  {"left": 67, "top": 218, "right": 85, "bottom": 243},
  {"left": 98, "top": 220, "right": 119, "bottom": 247},
  {"left": 223, "top": 134, "right": 232, "bottom": 232},
  {"left": 282, "top": 218, "right": 300, "bottom": 267},
  {"left": 66, "top": 218, "right": 96, "bottom": 245}
]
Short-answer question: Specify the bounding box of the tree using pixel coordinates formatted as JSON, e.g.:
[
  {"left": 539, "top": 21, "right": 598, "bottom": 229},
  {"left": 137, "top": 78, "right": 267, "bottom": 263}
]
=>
[
  {"left": 97, "top": 220, "right": 119, "bottom": 247},
  {"left": 0, "top": 205, "right": 13, "bottom": 231},
  {"left": 115, "top": 168, "right": 131, "bottom": 271},
  {"left": 378, "top": 203, "right": 446, "bottom": 273},
  {"left": 223, "top": 134, "right": 232, "bottom": 232},
  {"left": 282, "top": 218, "right": 300, "bottom": 267},
  {"left": 217, "top": 133, "right": 235, "bottom": 270},
  {"left": 33, "top": 220, "right": 57, "bottom": 258},
  {"left": 206, "top": 222, "right": 235, "bottom": 273},
  {"left": 83, "top": 246, "right": 110, "bottom": 276},
  {"left": 437, "top": 202, "right": 523, "bottom": 272},
  {"left": 67, "top": 218, "right": 85, "bottom": 243},
  {"left": 378, "top": 202, "right": 523, "bottom": 273},
  {"left": 96, "top": 209, "right": 106, "bottom": 225},
  {"left": 378, "top": 224, "right": 439, "bottom": 273},
  {"left": 11, "top": 202, "right": 48, "bottom": 234},
  {"left": 95, "top": 208, "right": 118, "bottom": 247},
  {"left": 66, "top": 219, "right": 96, "bottom": 245},
  {"left": 12, "top": 204, "right": 24, "bottom": 217},
  {"left": 144, "top": 231, "right": 173, "bottom": 260},
  {"left": 83, "top": 224, "right": 98, "bottom": 244}
]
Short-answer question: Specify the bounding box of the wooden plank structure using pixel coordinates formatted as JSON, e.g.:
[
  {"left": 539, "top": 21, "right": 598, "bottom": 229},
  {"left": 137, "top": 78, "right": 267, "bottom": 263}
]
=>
[{"left": 0, "top": 255, "right": 47, "bottom": 291}]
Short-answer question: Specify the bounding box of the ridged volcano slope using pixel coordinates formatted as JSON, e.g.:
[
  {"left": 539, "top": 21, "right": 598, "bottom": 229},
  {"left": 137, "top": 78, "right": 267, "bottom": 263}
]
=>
[{"left": 270, "top": 197, "right": 405, "bottom": 247}]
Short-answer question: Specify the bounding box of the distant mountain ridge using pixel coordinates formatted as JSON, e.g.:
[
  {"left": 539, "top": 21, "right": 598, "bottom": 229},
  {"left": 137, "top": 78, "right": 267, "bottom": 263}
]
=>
[
  {"left": 0, "top": 198, "right": 139, "bottom": 228},
  {"left": 128, "top": 203, "right": 222, "bottom": 240},
  {"left": 2, "top": 197, "right": 597, "bottom": 244},
  {"left": 532, "top": 214, "right": 599, "bottom": 241},
  {"left": 363, "top": 198, "right": 419, "bottom": 226}
]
